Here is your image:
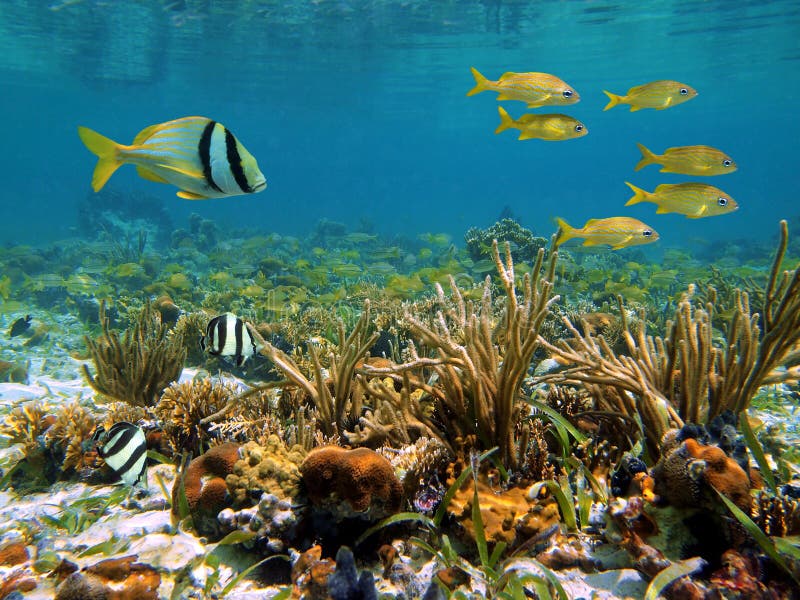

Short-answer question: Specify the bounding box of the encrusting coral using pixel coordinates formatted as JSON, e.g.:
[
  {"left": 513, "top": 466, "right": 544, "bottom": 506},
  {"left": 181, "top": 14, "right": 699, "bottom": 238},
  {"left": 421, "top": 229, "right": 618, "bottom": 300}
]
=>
[
  {"left": 300, "top": 446, "right": 402, "bottom": 522},
  {"left": 537, "top": 220, "right": 800, "bottom": 456},
  {"left": 226, "top": 436, "right": 307, "bottom": 506},
  {"left": 83, "top": 300, "right": 186, "bottom": 407}
]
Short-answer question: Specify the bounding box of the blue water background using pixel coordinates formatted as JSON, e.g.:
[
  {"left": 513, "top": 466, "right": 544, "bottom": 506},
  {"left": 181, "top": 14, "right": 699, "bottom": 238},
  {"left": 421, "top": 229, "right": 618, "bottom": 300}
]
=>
[{"left": 1, "top": 0, "right": 798, "bottom": 255}]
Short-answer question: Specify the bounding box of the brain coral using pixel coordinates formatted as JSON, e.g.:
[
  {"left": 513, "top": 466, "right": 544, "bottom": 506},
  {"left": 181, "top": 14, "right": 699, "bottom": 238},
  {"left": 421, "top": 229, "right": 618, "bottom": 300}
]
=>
[{"left": 300, "top": 446, "right": 402, "bottom": 521}]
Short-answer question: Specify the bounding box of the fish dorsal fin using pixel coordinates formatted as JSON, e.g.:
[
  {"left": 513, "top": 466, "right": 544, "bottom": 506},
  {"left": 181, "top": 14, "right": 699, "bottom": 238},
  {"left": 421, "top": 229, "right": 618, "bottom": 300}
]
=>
[
  {"left": 156, "top": 163, "right": 203, "bottom": 179},
  {"left": 498, "top": 72, "right": 517, "bottom": 80},
  {"left": 177, "top": 190, "right": 210, "bottom": 200},
  {"left": 132, "top": 123, "right": 163, "bottom": 145},
  {"left": 584, "top": 218, "right": 600, "bottom": 226},
  {"left": 135, "top": 165, "right": 169, "bottom": 184}
]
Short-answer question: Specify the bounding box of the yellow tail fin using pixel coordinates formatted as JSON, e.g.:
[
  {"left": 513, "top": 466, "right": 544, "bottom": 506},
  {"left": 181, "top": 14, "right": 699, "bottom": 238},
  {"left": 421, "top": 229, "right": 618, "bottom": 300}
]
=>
[
  {"left": 624, "top": 181, "right": 649, "bottom": 206},
  {"left": 495, "top": 106, "right": 515, "bottom": 134},
  {"left": 77, "top": 126, "right": 123, "bottom": 192},
  {"left": 603, "top": 90, "right": 623, "bottom": 111},
  {"left": 634, "top": 143, "right": 659, "bottom": 171},
  {"left": 467, "top": 67, "right": 490, "bottom": 96},
  {"left": 555, "top": 217, "right": 576, "bottom": 247}
]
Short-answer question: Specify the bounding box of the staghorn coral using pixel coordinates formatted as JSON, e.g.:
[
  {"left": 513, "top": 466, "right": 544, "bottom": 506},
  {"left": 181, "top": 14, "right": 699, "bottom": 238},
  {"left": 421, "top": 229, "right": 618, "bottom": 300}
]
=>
[
  {"left": 300, "top": 446, "right": 402, "bottom": 522},
  {"left": 363, "top": 239, "right": 559, "bottom": 470},
  {"left": 83, "top": 300, "right": 186, "bottom": 407},
  {"left": 538, "top": 220, "right": 800, "bottom": 458}
]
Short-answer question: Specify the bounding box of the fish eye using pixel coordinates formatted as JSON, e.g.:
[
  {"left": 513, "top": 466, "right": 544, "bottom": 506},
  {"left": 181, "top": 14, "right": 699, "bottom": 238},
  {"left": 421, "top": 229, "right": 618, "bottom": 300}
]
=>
[
  {"left": 723, "top": 159, "right": 732, "bottom": 167},
  {"left": 718, "top": 197, "right": 728, "bottom": 206},
  {"left": 679, "top": 88, "right": 688, "bottom": 95},
  {"left": 643, "top": 229, "right": 653, "bottom": 237},
  {"left": 563, "top": 89, "right": 573, "bottom": 98},
  {"left": 575, "top": 124, "right": 583, "bottom": 132}
]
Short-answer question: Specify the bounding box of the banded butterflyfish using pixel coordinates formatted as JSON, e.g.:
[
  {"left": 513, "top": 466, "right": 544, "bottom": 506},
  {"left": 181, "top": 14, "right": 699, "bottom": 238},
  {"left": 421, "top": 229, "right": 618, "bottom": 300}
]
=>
[
  {"left": 92, "top": 422, "right": 148, "bottom": 487},
  {"left": 200, "top": 312, "right": 257, "bottom": 367},
  {"left": 78, "top": 116, "right": 267, "bottom": 200}
]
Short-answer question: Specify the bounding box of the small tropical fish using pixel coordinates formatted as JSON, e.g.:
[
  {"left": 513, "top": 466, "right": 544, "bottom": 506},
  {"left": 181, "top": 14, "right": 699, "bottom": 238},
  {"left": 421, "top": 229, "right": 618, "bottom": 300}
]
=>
[
  {"left": 555, "top": 217, "right": 659, "bottom": 250},
  {"left": 8, "top": 315, "right": 32, "bottom": 337},
  {"left": 78, "top": 116, "right": 267, "bottom": 200},
  {"left": 93, "top": 422, "right": 147, "bottom": 487},
  {"left": 625, "top": 182, "right": 738, "bottom": 218},
  {"left": 495, "top": 107, "right": 587, "bottom": 141},
  {"left": 603, "top": 80, "right": 697, "bottom": 111},
  {"left": 635, "top": 143, "right": 737, "bottom": 176},
  {"left": 467, "top": 67, "right": 579, "bottom": 108},
  {"left": 200, "top": 312, "right": 257, "bottom": 367}
]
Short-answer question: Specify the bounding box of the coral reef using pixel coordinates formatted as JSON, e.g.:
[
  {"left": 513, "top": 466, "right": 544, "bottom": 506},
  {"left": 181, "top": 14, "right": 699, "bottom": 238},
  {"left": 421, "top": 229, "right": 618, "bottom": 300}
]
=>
[
  {"left": 300, "top": 446, "right": 402, "bottom": 521},
  {"left": 53, "top": 555, "right": 160, "bottom": 600},
  {"left": 465, "top": 218, "right": 547, "bottom": 263},
  {"left": 444, "top": 463, "right": 561, "bottom": 548},
  {"left": 363, "top": 239, "right": 559, "bottom": 470},
  {"left": 172, "top": 442, "right": 240, "bottom": 538},
  {"left": 83, "top": 301, "right": 186, "bottom": 407},
  {"left": 226, "top": 437, "right": 307, "bottom": 505},
  {"left": 539, "top": 221, "right": 800, "bottom": 456}
]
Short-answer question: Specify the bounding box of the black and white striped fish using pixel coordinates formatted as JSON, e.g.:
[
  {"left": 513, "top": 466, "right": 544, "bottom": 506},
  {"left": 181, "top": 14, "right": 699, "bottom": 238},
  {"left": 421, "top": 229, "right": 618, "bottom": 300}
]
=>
[
  {"left": 200, "top": 312, "right": 257, "bottom": 367},
  {"left": 78, "top": 116, "right": 267, "bottom": 200},
  {"left": 92, "top": 422, "right": 148, "bottom": 487}
]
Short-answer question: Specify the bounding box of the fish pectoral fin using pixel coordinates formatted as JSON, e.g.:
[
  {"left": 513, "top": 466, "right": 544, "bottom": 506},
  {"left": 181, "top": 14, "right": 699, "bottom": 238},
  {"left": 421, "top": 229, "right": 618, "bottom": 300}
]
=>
[
  {"left": 177, "top": 190, "right": 210, "bottom": 200},
  {"left": 136, "top": 165, "right": 170, "bottom": 184},
  {"left": 687, "top": 205, "right": 708, "bottom": 219},
  {"left": 156, "top": 163, "right": 204, "bottom": 179},
  {"left": 611, "top": 237, "right": 634, "bottom": 250},
  {"left": 582, "top": 239, "right": 601, "bottom": 246}
]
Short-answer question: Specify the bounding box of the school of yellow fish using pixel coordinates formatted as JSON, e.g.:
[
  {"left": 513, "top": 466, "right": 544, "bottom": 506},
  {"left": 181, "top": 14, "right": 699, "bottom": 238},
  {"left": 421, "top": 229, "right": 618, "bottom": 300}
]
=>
[{"left": 467, "top": 68, "right": 738, "bottom": 250}]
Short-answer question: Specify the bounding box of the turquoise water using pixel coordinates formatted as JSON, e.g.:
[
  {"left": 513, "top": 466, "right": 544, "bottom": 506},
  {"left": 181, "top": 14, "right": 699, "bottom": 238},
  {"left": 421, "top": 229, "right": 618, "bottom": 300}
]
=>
[{"left": 1, "top": 0, "right": 798, "bottom": 250}]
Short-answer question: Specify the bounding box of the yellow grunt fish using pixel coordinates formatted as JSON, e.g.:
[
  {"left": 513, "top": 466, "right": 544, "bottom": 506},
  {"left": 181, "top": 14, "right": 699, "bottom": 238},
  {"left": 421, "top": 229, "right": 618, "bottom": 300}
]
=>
[
  {"left": 625, "top": 182, "right": 738, "bottom": 218},
  {"left": 603, "top": 80, "right": 697, "bottom": 111},
  {"left": 78, "top": 116, "right": 267, "bottom": 200},
  {"left": 495, "top": 107, "right": 587, "bottom": 141},
  {"left": 467, "top": 67, "right": 579, "bottom": 108},
  {"left": 634, "top": 143, "right": 737, "bottom": 176},
  {"left": 555, "top": 217, "right": 659, "bottom": 250}
]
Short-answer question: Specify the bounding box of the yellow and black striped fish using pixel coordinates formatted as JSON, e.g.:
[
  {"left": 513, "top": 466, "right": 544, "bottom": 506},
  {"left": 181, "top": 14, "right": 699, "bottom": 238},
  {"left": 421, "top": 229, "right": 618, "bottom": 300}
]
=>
[{"left": 78, "top": 116, "right": 267, "bottom": 200}]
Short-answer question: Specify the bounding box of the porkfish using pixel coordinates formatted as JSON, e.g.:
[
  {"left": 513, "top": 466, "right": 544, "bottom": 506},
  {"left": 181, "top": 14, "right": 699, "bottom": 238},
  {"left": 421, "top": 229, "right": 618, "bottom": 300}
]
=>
[
  {"left": 467, "top": 67, "right": 579, "bottom": 108},
  {"left": 603, "top": 80, "right": 697, "bottom": 111},
  {"left": 78, "top": 117, "right": 267, "bottom": 200},
  {"left": 634, "top": 143, "right": 737, "bottom": 176},
  {"left": 495, "top": 107, "right": 587, "bottom": 141},
  {"left": 555, "top": 217, "right": 659, "bottom": 250},
  {"left": 625, "top": 182, "right": 738, "bottom": 218}
]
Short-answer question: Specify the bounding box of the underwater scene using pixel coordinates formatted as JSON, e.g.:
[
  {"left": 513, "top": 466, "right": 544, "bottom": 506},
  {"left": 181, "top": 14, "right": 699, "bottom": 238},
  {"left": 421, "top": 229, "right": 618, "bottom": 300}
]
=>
[{"left": 1, "top": 1, "right": 800, "bottom": 598}]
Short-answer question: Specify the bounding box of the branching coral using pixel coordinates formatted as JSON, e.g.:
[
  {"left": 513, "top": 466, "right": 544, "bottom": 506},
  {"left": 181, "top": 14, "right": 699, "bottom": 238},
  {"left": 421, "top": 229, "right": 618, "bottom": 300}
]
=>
[
  {"left": 250, "top": 300, "right": 380, "bottom": 438},
  {"left": 363, "top": 239, "right": 559, "bottom": 469},
  {"left": 83, "top": 300, "right": 186, "bottom": 407},
  {"left": 44, "top": 403, "right": 97, "bottom": 474},
  {"left": 537, "top": 220, "right": 800, "bottom": 455}
]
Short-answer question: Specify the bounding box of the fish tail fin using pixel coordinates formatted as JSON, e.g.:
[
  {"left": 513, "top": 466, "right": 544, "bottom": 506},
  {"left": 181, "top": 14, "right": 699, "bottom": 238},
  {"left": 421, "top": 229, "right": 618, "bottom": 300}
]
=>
[
  {"left": 555, "top": 217, "right": 576, "bottom": 247},
  {"left": 634, "top": 143, "right": 658, "bottom": 171},
  {"left": 624, "top": 181, "right": 649, "bottom": 206},
  {"left": 603, "top": 90, "right": 623, "bottom": 111},
  {"left": 495, "top": 106, "right": 514, "bottom": 134},
  {"left": 77, "top": 126, "right": 124, "bottom": 192},
  {"left": 467, "top": 67, "right": 490, "bottom": 96}
]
